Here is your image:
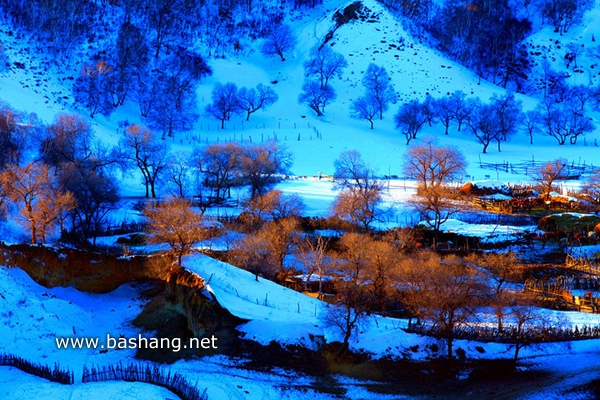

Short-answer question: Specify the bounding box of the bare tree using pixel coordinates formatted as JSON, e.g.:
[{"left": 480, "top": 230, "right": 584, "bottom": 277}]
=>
[
  {"left": 133, "top": 69, "right": 161, "bottom": 118},
  {"left": 523, "top": 110, "right": 541, "bottom": 145},
  {"left": 147, "top": 56, "right": 202, "bottom": 138},
  {"left": 505, "top": 292, "right": 542, "bottom": 364},
  {"left": 111, "top": 21, "right": 150, "bottom": 107},
  {"left": 299, "top": 45, "right": 346, "bottom": 116},
  {"left": 468, "top": 100, "right": 501, "bottom": 154},
  {"left": 361, "top": 63, "right": 397, "bottom": 119},
  {"left": 583, "top": 170, "right": 600, "bottom": 205},
  {"left": 146, "top": 0, "right": 180, "bottom": 58},
  {"left": 467, "top": 252, "right": 522, "bottom": 331},
  {"left": 230, "top": 233, "right": 275, "bottom": 281},
  {"left": 365, "top": 239, "right": 398, "bottom": 317},
  {"left": 540, "top": 0, "right": 593, "bottom": 34},
  {"left": 350, "top": 96, "right": 379, "bottom": 129},
  {"left": 0, "top": 162, "right": 51, "bottom": 244},
  {"left": 144, "top": 196, "right": 206, "bottom": 266},
  {"left": 395, "top": 99, "right": 429, "bottom": 145},
  {"left": 242, "top": 189, "right": 304, "bottom": 226},
  {"left": 403, "top": 137, "right": 466, "bottom": 237},
  {"left": 0, "top": 103, "right": 35, "bottom": 166},
  {"left": 60, "top": 162, "right": 120, "bottom": 243},
  {"left": 490, "top": 92, "right": 522, "bottom": 152},
  {"left": 297, "top": 235, "right": 330, "bottom": 298},
  {"left": 196, "top": 142, "right": 241, "bottom": 201},
  {"left": 260, "top": 218, "right": 299, "bottom": 281},
  {"left": 303, "top": 45, "right": 347, "bottom": 89},
  {"left": 39, "top": 113, "right": 94, "bottom": 167},
  {"left": 33, "top": 183, "right": 76, "bottom": 244},
  {"left": 449, "top": 91, "right": 472, "bottom": 132},
  {"left": 328, "top": 233, "right": 371, "bottom": 355},
  {"left": 238, "top": 141, "right": 293, "bottom": 199},
  {"left": 298, "top": 80, "right": 336, "bottom": 116},
  {"left": 236, "top": 84, "right": 278, "bottom": 121},
  {"left": 536, "top": 97, "right": 595, "bottom": 145},
  {"left": 205, "top": 82, "right": 240, "bottom": 129},
  {"left": 261, "top": 23, "right": 296, "bottom": 62},
  {"left": 231, "top": 217, "right": 299, "bottom": 282},
  {"left": 432, "top": 96, "right": 455, "bottom": 135},
  {"left": 72, "top": 60, "right": 114, "bottom": 118},
  {"left": 0, "top": 161, "right": 76, "bottom": 244},
  {"left": 120, "top": 124, "right": 170, "bottom": 198},
  {"left": 399, "top": 253, "right": 484, "bottom": 359},
  {"left": 331, "top": 150, "right": 383, "bottom": 232},
  {"left": 164, "top": 152, "right": 194, "bottom": 199},
  {"left": 532, "top": 158, "right": 568, "bottom": 200}
]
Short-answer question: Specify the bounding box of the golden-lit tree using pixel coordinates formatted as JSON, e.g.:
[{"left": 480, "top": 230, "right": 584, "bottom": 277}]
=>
[
  {"left": 398, "top": 253, "right": 484, "bottom": 359},
  {"left": 242, "top": 189, "right": 304, "bottom": 227},
  {"left": 232, "top": 217, "right": 299, "bottom": 282},
  {"left": 143, "top": 197, "right": 206, "bottom": 266},
  {"left": 0, "top": 162, "right": 75, "bottom": 244},
  {"left": 467, "top": 252, "right": 522, "bottom": 331},
  {"left": 532, "top": 158, "right": 567, "bottom": 200},
  {"left": 402, "top": 137, "right": 466, "bottom": 237},
  {"left": 331, "top": 150, "right": 383, "bottom": 232}
]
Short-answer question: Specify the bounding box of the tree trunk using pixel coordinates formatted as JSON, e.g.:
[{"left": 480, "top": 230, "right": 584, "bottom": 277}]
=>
[
  {"left": 309, "top": 104, "right": 323, "bottom": 117},
  {"left": 150, "top": 180, "right": 157, "bottom": 198},
  {"left": 27, "top": 204, "right": 36, "bottom": 244},
  {"left": 496, "top": 306, "right": 503, "bottom": 331}
]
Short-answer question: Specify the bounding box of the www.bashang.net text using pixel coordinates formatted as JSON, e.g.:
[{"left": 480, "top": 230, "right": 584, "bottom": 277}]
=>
[{"left": 55, "top": 334, "right": 218, "bottom": 352}]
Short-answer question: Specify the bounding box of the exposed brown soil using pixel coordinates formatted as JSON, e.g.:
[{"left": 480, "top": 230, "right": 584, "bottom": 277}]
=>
[{"left": 0, "top": 242, "right": 165, "bottom": 292}]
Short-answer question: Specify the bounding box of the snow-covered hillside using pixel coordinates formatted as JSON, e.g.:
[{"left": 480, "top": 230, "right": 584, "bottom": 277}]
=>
[{"left": 1, "top": 0, "right": 599, "bottom": 186}]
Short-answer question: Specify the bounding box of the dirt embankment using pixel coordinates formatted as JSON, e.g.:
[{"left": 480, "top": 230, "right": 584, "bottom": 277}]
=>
[
  {"left": 133, "top": 266, "right": 244, "bottom": 363},
  {"left": 0, "top": 242, "right": 159, "bottom": 292},
  {"left": 0, "top": 243, "right": 244, "bottom": 363}
]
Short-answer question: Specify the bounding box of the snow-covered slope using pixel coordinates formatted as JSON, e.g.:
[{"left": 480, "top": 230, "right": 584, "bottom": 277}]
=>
[
  {"left": 0, "top": 266, "right": 146, "bottom": 370},
  {"left": 1, "top": 0, "right": 598, "bottom": 187}
]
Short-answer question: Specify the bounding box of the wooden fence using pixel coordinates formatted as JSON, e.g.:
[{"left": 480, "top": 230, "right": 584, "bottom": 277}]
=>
[
  {"left": 0, "top": 353, "right": 73, "bottom": 384},
  {"left": 477, "top": 158, "right": 600, "bottom": 180},
  {"left": 565, "top": 254, "right": 600, "bottom": 276},
  {"left": 83, "top": 362, "right": 206, "bottom": 400}
]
